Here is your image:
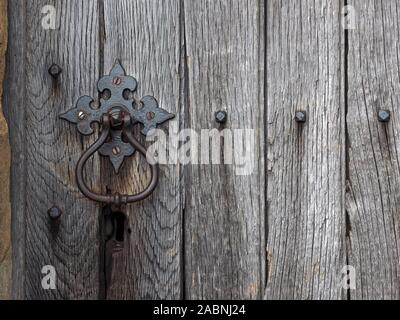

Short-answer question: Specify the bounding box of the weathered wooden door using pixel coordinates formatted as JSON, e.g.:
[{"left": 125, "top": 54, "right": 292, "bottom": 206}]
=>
[{"left": 2, "top": 0, "right": 400, "bottom": 300}]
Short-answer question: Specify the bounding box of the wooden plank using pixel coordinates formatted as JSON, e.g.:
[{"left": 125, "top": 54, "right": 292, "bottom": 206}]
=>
[
  {"left": 346, "top": 0, "right": 400, "bottom": 299},
  {"left": 265, "top": 0, "right": 345, "bottom": 299},
  {"left": 5, "top": 0, "right": 102, "bottom": 299},
  {"left": 101, "top": 0, "right": 182, "bottom": 299},
  {"left": 184, "top": 0, "right": 265, "bottom": 299},
  {"left": 0, "top": 0, "right": 11, "bottom": 300},
  {"left": 3, "top": 0, "right": 27, "bottom": 300}
]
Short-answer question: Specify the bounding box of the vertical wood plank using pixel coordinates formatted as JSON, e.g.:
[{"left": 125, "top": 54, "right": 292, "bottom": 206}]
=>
[
  {"left": 102, "top": 0, "right": 182, "bottom": 299},
  {"left": 184, "top": 0, "right": 265, "bottom": 299},
  {"left": 4, "top": 0, "right": 27, "bottom": 299},
  {"left": 346, "top": 0, "right": 400, "bottom": 299},
  {"left": 0, "top": 0, "right": 11, "bottom": 300},
  {"left": 265, "top": 0, "right": 345, "bottom": 299},
  {"left": 5, "top": 0, "right": 101, "bottom": 299}
]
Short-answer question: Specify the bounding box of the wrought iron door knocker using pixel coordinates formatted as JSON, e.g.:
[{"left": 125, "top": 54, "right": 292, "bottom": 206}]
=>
[{"left": 60, "top": 60, "right": 174, "bottom": 206}]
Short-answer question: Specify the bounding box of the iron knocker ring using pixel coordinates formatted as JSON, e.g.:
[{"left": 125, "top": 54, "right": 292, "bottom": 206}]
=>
[
  {"left": 75, "top": 113, "right": 159, "bottom": 206},
  {"left": 60, "top": 61, "right": 175, "bottom": 205}
]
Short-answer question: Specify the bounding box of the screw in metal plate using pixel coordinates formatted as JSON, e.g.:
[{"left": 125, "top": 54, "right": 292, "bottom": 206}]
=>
[
  {"left": 48, "top": 206, "right": 62, "bottom": 220},
  {"left": 215, "top": 110, "right": 228, "bottom": 124},
  {"left": 112, "top": 146, "right": 121, "bottom": 155},
  {"left": 78, "top": 111, "right": 86, "bottom": 120},
  {"left": 112, "top": 76, "right": 122, "bottom": 86},
  {"left": 48, "top": 64, "right": 62, "bottom": 77},
  {"left": 378, "top": 110, "right": 391, "bottom": 123},
  {"left": 146, "top": 112, "right": 155, "bottom": 120},
  {"left": 295, "top": 111, "right": 307, "bottom": 123}
]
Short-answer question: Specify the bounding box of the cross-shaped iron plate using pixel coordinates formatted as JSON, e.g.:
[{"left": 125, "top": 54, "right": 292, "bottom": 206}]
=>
[{"left": 60, "top": 60, "right": 174, "bottom": 173}]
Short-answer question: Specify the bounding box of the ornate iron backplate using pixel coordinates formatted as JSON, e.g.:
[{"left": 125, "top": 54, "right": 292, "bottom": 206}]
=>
[{"left": 60, "top": 60, "right": 175, "bottom": 173}]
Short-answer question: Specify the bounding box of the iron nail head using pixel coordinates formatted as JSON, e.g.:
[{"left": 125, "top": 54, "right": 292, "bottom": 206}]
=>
[
  {"left": 295, "top": 111, "right": 307, "bottom": 123},
  {"left": 48, "top": 206, "right": 62, "bottom": 220},
  {"left": 378, "top": 110, "right": 391, "bottom": 122},
  {"left": 49, "top": 64, "right": 62, "bottom": 77},
  {"left": 215, "top": 110, "right": 228, "bottom": 124}
]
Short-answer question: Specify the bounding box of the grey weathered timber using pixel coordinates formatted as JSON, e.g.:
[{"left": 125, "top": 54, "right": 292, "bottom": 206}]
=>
[
  {"left": 346, "top": 0, "right": 400, "bottom": 299},
  {"left": 4, "top": 0, "right": 27, "bottom": 299},
  {"left": 265, "top": 0, "right": 346, "bottom": 299},
  {"left": 0, "top": 0, "right": 11, "bottom": 300},
  {"left": 6, "top": 0, "right": 400, "bottom": 301},
  {"left": 5, "top": 0, "right": 102, "bottom": 299},
  {"left": 184, "top": 0, "right": 266, "bottom": 299},
  {"left": 101, "top": 0, "right": 182, "bottom": 299}
]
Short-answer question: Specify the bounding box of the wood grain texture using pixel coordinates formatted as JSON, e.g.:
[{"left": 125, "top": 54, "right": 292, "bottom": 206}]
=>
[
  {"left": 3, "top": 0, "right": 26, "bottom": 300},
  {"left": 265, "top": 0, "right": 346, "bottom": 299},
  {"left": 101, "top": 0, "right": 182, "bottom": 299},
  {"left": 346, "top": 0, "right": 400, "bottom": 299},
  {"left": 184, "top": 0, "right": 265, "bottom": 299},
  {"left": 0, "top": 0, "right": 11, "bottom": 300},
  {"left": 6, "top": 0, "right": 400, "bottom": 301},
  {"left": 5, "top": 0, "right": 102, "bottom": 299}
]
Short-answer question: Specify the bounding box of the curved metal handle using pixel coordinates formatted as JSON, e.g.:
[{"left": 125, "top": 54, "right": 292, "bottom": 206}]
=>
[{"left": 76, "top": 114, "right": 159, "bottom": 206}]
